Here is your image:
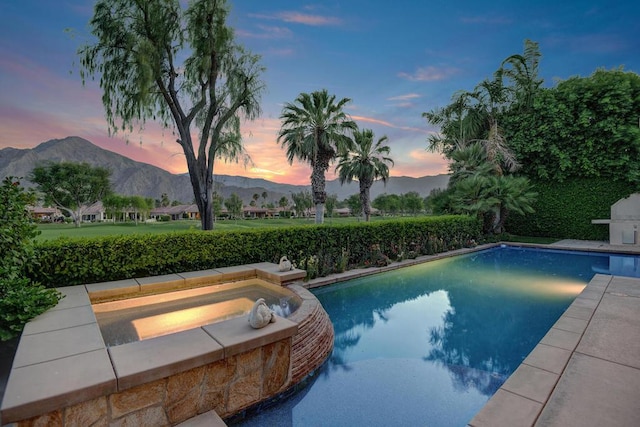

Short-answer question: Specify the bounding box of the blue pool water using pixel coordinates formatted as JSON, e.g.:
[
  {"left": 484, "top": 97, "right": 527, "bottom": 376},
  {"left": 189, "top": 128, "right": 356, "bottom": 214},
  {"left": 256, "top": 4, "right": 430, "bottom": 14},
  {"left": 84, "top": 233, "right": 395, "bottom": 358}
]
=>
[{"left": 234, "top": 246, "right": 640, "bottom": 426}]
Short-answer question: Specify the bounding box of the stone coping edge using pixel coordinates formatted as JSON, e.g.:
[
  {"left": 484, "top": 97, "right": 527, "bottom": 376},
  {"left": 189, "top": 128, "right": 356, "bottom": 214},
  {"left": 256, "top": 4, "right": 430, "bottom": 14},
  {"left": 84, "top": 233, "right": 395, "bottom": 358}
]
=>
[{"left": 85, "top": 264, "right": 306, "bottom": 303}]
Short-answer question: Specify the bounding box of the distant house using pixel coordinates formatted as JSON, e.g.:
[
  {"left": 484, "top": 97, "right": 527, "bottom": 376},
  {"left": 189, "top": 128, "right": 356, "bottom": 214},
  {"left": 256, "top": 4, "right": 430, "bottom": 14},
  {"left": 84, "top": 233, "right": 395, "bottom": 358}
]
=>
[
  {"left": 243, "top": 206, "right": 269, "bottom": 219},
  {"left": 150, "top": 204, "right": 199, "bottom": 220},
  {"left": 29, "top": 206, "right": 63, "bottom": 222},
  {"left": 81, "top": 201, "right": 106, "bottom": 222},
  {"left": 333, "top": 207, "right": 351, "bottom": 217}
]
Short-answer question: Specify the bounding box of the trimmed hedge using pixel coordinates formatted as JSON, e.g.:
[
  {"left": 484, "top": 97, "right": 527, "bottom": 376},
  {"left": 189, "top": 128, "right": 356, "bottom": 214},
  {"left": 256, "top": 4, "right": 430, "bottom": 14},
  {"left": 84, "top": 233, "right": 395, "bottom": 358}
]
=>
[
  {"left": 29, "top": 215, "right": 481, "bottom": 287},
  {"left": 505, "top": 178, "right": 637, "bottom": 240}
]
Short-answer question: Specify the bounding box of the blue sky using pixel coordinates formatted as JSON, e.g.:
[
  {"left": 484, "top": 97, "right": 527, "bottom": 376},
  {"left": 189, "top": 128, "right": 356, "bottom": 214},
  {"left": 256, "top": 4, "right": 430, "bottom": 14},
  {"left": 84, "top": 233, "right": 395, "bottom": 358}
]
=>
[{"left": 1, "top": 0, "right": 638, "bottom": 184}]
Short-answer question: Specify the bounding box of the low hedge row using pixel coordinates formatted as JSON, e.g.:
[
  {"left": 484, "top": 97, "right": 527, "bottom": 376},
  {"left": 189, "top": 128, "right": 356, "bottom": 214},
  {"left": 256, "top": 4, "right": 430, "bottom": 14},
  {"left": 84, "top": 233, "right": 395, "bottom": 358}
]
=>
[{"left": 29, "top": 215, "right": 482, "bottom": 287}]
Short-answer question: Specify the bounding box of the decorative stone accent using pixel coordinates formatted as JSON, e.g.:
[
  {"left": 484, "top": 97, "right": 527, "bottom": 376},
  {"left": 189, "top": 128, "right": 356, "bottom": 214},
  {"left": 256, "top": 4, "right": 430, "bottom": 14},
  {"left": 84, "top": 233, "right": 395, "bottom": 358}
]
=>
[
  {"left": 166, "top": 366, "right": 206, "bottom": 405},
  {"left": 227, "top": 368, "right": 262, "bottom": 413}
]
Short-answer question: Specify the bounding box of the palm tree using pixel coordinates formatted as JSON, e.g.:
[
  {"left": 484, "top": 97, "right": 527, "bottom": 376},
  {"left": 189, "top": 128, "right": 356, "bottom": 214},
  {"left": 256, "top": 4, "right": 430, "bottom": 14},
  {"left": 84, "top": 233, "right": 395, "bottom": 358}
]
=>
[
  {"left": 448, "top": 142, "right": 494, "bottom": 186},
  {"left": 500, "top": 39, "right": 542, "bottom": 111},
  {"left": 336, "top": 128, "right": 394, "bottom": 221},
  {"left": 449, "top": 175, "right": 536, "bottom": 234},
  {"left": 278, "top": 89, "right": 357, "bottom": 224}
]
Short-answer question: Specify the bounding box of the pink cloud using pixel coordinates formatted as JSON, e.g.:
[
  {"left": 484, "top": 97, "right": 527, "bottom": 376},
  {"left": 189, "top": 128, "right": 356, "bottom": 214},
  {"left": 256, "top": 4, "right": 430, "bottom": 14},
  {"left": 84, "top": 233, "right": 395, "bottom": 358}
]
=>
[
  {"left": 249, "top": 12, "right": 342, "bottom": 26},
  {"left": 237, "top": 25, "right": 293, "bottom": 39},
  {"left": 387, "top": 93, "right": 422, "bottom": 101},
  {"left": 398, "top": 66, "right": 459, "bottom": 82},
  {"left": 352, "top": 115, "right": 430, "bottom": 134}
]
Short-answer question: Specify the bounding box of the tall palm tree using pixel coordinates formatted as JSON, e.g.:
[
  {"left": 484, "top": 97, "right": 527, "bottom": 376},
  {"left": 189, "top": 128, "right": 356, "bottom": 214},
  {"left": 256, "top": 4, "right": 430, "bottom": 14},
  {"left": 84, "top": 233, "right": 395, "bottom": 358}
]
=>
[
  {"left": 278, "top": 89, "right": 357, "bottom": 223},
  {"left": 336, "top": 128, "right": 394, "bottom": 221}
]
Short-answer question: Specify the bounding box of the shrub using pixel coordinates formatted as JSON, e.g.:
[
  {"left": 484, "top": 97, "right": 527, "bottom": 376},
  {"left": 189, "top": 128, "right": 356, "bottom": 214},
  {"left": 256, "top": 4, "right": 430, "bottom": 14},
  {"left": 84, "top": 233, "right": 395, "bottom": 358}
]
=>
[
  {"left": 0, "top": 177, "right": 61, "bottom": 340},
  {"left": 29, "top": 215, "right": 482, "bottom": 287},
  {"left": 506, "top": 178, "right": 637, "bottom": 239}
]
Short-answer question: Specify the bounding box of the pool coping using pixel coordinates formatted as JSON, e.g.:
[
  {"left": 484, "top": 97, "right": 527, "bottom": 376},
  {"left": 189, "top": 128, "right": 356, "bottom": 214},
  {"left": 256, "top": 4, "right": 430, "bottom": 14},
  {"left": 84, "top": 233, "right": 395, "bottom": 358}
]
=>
[{"left": 0, "top": 264, "right": 305, "bottom": 424}]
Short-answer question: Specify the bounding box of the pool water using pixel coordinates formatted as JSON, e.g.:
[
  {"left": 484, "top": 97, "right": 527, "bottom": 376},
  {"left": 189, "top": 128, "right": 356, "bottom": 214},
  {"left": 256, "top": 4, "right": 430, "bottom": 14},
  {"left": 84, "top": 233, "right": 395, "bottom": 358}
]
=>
[{"left": 234, "top": 246, "right": 640, "bottom": 426}]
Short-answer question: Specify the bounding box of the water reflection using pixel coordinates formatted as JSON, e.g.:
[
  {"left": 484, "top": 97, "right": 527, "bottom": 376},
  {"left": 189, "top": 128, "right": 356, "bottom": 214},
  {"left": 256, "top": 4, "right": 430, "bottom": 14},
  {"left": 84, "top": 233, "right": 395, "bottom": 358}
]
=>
[
  {"left": 592, "top": 254, "right": 640, "bottom": 277},
  {"left": 236, "top": 247, "right": 609, "bottom": 426}
]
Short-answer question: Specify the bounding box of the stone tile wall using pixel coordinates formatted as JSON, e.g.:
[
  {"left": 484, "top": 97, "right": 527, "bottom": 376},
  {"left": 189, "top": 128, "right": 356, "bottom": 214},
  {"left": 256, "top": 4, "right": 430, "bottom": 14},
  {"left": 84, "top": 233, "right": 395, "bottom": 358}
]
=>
[{"left": 11, "top": 339, "right": 291, "bottom": 426}]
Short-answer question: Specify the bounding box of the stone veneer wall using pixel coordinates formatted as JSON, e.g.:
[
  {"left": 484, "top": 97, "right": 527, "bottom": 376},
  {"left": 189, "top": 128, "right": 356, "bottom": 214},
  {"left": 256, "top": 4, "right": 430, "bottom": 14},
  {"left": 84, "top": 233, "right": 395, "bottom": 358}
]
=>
[
  {"left": 5, "top": 283, "right": 335, "bottom": 427},
  {"left": 11, "top": 339, "right": 291, "bottom": 427}
]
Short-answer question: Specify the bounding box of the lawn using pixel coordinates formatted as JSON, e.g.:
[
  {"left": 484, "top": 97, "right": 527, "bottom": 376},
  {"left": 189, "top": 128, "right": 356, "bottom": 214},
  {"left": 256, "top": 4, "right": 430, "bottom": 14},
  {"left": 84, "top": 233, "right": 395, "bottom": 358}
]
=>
[
  {"left": 35, "top": 216, "right": 382, "bottom": 241},
  {"left": 35, "top": 217, "right": 561, "bottom": 243}
]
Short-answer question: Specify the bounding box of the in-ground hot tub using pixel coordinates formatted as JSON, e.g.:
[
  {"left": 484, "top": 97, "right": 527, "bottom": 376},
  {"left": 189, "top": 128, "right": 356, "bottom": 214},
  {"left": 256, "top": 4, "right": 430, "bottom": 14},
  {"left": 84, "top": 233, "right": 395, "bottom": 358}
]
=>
[
  {"left": 0, "top": 263, "right": 334, "bottom": 426},
  {"left": 94, "top": 279, "right": 303, "bottom": 346}
]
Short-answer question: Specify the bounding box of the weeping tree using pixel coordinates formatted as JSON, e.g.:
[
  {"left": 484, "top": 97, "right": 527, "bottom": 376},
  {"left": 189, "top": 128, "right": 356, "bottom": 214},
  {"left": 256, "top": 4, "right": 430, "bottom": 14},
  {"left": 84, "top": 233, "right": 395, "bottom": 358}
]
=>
[{"left": 79, "top": 0, "right": 265, "bottom": 230}]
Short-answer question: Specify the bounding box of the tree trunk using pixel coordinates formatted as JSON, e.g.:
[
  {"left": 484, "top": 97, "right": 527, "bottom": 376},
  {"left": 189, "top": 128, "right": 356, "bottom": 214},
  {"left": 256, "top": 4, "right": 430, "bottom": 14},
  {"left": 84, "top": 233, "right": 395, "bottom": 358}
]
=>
[
  {"left": 360, "top": 180, "right": 372, "bottom": 222},
  {"left": 310, "top": 156, "right": 330, "bottom": 225},
  {"left": 179, "top": 133, "right": 215, "bottom": 231}
]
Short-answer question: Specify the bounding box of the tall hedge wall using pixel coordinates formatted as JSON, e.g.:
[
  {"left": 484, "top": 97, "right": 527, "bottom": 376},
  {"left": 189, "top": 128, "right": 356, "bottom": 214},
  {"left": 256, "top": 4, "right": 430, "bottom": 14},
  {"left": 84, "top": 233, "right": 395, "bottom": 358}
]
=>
[
  {"left": 505, "top": 178, "right": 637, "bottom": 240},
  {"left": 29, "top": 215, "right": 482, "bottom": 288}
]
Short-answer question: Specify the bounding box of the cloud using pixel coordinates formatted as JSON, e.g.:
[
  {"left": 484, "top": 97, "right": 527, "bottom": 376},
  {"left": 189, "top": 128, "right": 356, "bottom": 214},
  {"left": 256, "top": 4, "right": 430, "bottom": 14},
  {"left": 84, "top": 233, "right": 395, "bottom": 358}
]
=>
[
  {"left": 387, "top": 93, "right": 422, "bottom": 101},
  {"left": 390, "top": 148, "right": 450, "bottom": 177},
  {"left": 237, "top": 25, "right": 293, "bottom": 39},
  {"left": 352, "top": 115, "right": 429, "bottom": 134},
  {"left": 249, "top": 11, "right": 342, "bottom": 26},
  {"left": 398, "top": 66, "right": 459, "bottom": 82}
]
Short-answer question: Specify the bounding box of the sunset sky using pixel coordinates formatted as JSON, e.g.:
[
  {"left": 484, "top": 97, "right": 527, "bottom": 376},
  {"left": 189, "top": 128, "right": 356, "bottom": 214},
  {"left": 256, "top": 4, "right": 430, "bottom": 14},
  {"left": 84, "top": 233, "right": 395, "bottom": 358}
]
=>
[{"left": 1, "top": 1, "right": 639, "bottom": 185}]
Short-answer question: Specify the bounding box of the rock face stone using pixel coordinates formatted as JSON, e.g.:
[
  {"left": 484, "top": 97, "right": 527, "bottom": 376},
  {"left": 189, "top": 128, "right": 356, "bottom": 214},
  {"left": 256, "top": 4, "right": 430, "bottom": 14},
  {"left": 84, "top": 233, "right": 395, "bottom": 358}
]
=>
[
  {"left": 65, "top": 397, "right": 108, "bottom": 426},
  {"left": 109, "top": 380, "right": 165, "bottom": 419},
  {"left": 263, "top": 341, "right": 291, "bottom": 396}
]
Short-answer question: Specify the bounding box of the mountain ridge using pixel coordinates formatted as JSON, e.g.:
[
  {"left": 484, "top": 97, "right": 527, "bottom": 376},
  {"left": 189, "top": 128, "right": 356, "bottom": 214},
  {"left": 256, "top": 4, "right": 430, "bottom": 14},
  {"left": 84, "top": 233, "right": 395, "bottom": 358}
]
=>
[{"left": 0, "top": 136, "right": 449, "bottom": 204}]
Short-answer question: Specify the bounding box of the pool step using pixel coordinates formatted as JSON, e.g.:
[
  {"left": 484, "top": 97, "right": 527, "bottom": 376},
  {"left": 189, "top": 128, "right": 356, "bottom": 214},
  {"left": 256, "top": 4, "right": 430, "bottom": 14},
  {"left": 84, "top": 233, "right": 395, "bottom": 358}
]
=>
[{"left": 176, "top": 410, "right": 227, "bottom": 427}]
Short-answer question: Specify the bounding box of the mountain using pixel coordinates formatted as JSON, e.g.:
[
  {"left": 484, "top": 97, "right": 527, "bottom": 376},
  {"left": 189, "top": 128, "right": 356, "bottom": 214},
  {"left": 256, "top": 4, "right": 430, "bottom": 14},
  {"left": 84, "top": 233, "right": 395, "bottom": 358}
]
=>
[{"left": 0, "top": 136, "right": 449, "bottom": 204}]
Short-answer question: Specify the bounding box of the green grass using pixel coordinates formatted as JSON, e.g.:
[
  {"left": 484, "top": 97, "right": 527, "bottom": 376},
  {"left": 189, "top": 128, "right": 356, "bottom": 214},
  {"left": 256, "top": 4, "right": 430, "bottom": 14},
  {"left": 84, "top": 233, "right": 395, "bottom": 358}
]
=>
[
  {"left": 36, "top": 218, "right": 561, "bottom": 244},
  {"left": 35, "top": 216, "right": 385, "bottom": 241}
]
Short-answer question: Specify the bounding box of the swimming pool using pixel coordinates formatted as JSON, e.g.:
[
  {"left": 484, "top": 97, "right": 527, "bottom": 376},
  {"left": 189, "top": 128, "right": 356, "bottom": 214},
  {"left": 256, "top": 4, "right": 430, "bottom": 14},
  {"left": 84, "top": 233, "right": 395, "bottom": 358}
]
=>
[{"left": 234, "top": 246, "right": 640, "bottom": 426}]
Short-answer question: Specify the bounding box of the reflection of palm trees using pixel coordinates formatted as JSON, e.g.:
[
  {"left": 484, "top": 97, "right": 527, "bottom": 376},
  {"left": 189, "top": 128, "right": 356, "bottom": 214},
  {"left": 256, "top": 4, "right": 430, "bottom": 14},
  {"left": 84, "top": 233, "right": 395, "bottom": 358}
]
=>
[
  {"left": 422, "top": 274, "right": 570, "bottom": 396},
  {"left": 316, "top": 248, "right": 581, "bottom": 398}
]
